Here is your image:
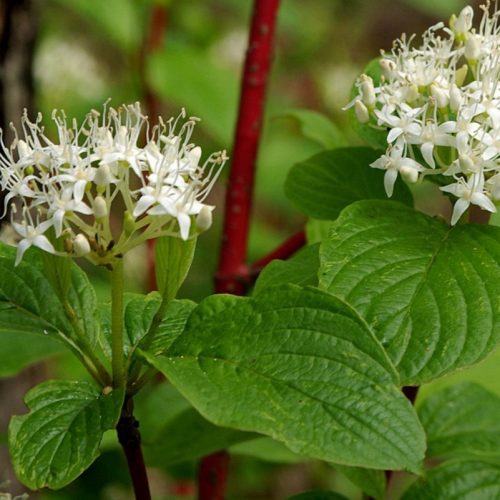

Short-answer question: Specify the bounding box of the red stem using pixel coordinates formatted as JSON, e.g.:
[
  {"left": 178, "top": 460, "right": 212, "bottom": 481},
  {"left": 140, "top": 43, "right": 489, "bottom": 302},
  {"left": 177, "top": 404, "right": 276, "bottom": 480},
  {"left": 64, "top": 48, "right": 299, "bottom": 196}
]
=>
[
  {"left": 200, "top": 1, "right": 281, "bottom": 498},
  {"left": 249, "top": 229, "right": 305, "bottom": 279},
  {"left": 214, "top": 0, "right": 282, "bottom": 296}
]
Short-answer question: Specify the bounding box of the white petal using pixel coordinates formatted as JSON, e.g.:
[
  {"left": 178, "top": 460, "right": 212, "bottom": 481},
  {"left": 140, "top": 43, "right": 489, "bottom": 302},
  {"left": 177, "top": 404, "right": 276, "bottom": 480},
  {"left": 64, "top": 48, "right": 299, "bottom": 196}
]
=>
[
  {"left": 451, "top": 198, "right": 470, "bottom": 225},
  {"left": 482, "top": 147, "right": 498, "bottom": 161},
  {"left": 177, "top": 212, "right": 191, "bottom": 240},
  {"left": 384, "top": 169, "right": 398, "bottom": 197},
  {"left": 421, "top": 142, "right": 435, "bottom": 168},
  {"left": 74, "top": 180, "right": 87, "bottom": 202},
  {"left": 470, "top": 192, "right": 497, "bottom": 213},
  {"left": 15, "top": 239, "right": 31, "bottom": 266},
  {"left": 133, "top": 195, "right": 155, "bottom": 217},
  {"left": 33, "top": 235, "right": 56, "bottom": 255},
  {"left": 53, "top": 209, "right": 65, "bottom": 237},
  {"left": 387, "top": 128, "right": 403, "bottom": 143}
]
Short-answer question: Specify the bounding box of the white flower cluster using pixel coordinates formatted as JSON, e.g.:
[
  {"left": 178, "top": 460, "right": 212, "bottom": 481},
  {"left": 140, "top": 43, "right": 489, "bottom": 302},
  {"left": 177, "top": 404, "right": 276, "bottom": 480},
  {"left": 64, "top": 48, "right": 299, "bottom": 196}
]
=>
[
  {"left": 0, "top": 103, "right": 227, "bottom": 265},
  {"left": 348, "top": 2, "right": 500, "bottom": 224}
]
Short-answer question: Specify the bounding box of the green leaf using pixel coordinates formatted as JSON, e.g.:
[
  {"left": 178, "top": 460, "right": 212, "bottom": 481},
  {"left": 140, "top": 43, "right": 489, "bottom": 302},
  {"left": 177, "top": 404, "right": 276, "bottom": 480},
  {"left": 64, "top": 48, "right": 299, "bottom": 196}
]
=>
[
  {"left": 146, "top": 44, "right": 238, "bottom": 145},
  {"left": 402, "top": 460, "right": 500, "bottom": 500},
  {"left": 9, "top": 380, "right": 124, "bottom": 489},
  {"left": 0, "top": 329, "right": 64, "bottom": 378},
  {"left": 140, "top": 285, "right": 425, "bottom": 473},
  {"left": 52, "top": 0, "right": 143, "bottom": 52},
  {"left": 333, "top": 464, "right": 386, "bottom": 500},
  {"left": 280, "top": 109, "right": 347, "bottom": 149},
  {"left": 230, "top": 437, "right": 306, "bottom": 463},
  {"left": 136, "top": 382, "right": 253, "bottom": 466},
  {"left": 320, "top": 200, "right": 500, "bottom": 385},
  {"left": 99, "top": 293, "right": 196, "bottom": 358},
  {"left": 418, "top": 382, "right": 500, "bottom": 461},
  {"left": 288, "top": 492, "right": 349, "bottom": 500},
  {"left": 0, "top": 244, "right": 100, "bottom": 368},
  {"left": 155, "top": 236, "right": 197, "bottom": 302},
  {"left": 253, "top": 243, "right": 320, "bottom": 295},
  {"left": 306, "top": 219, "right": 332, "bottom": 244},
  {"left": 285, "top": 147, "right": 412, "bottom": 220}
]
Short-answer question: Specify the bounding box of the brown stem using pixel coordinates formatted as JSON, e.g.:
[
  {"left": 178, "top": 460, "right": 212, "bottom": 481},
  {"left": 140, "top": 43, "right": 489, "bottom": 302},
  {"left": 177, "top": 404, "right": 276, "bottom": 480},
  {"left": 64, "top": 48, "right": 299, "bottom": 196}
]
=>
[{"left": 116, "top": 398, "right": 151, "bottom": 500}]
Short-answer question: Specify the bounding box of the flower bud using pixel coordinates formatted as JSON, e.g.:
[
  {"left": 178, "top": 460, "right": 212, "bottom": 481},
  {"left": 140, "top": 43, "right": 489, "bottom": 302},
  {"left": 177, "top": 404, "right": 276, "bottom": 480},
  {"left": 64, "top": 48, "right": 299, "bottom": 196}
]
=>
[
  {"left": 196, "top": 205, "right": 213, "bottom": 232},
  {"left": 94, "top": 163, "right": 113, "bottom": 186},
  {"left": 73, "top": 234, "right": 91, "bottom": 257},
  {"left": 455, "top": 64, "right": 468, "bottom": 87},
  {"left": 123, "top": 211, "right": 136, "bottom": 236},
  {"left": 430, "top": 84, "right": 448, "bottom": 109},
  {"left": 17, "top": 140, "right": 30, "bottom": 159},
  {"left": 93, "top": 196, "right": 108, "bottom": 219},
  {"left": 465, "top": 34, "right": 480, "bottom": 61},
  {"left": 459, "top": 154, "right": 474, "bottom": 172},
  {"left": 354, "top": 100, "right": 370, "bottom": 123},
  {"left": 400, "top": 166, "right": 419, "bottom": 184},
  {"left": 449, "top": 84, "right": 462, "bottom": 112},
  {"left": 379, "top": 59, "right": 396, "bottom": 80},
  {"left": 454, "top": 6, "right": 474, "bottom": 35},
  {"left": 359, "top": 74, "right": 376, "bottom": 108}
]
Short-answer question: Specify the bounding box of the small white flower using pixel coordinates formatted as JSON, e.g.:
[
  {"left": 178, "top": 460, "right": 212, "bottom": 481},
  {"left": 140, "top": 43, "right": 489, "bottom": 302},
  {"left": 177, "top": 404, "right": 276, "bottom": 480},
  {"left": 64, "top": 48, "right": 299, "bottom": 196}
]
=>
[{"left": 12, "top": 219, "right": 55, "bottom": 265}]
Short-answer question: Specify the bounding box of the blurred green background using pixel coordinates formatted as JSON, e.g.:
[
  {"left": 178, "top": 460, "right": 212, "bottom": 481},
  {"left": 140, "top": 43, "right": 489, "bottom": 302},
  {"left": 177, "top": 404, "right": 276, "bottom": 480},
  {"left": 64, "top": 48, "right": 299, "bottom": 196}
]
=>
[{"left": 3, "top": 0, "right": 499, "bottom": 498}]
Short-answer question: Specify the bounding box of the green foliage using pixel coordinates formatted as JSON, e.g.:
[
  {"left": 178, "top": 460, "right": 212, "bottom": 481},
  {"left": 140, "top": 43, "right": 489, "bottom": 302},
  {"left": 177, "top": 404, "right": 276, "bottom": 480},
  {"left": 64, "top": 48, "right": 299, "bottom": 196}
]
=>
[
  {"left": 155, "top": 235, "right": 197, "bottom": 302},
  {"left": 230, "top": 437, "right": 306, "bottom": 463},
  {"left": 419, "top": 382, "right": 500, "bottom": 462},
  {"left": 146, "top": 44, "right": 238, "bottom": 145},
  {"left": 333, "top": 464, "right": 386, "bottom": 500},
  {"left": 99, "top": 293, "right": 196, "bottom": 359},
  {"left": 280, "top": 109, "right": 347, "bottom": 149},
  {"left": 0, "top": 243, "right": 99, "bottom": 375},
  {"left": 320, "top": 200, "right": 500, "bottom": 385},
  {"left": 285, "top": 147, "right": 412, "bottom": 220},
  {"left": 141, "top": 285, "right": 425, "bottom": 473},
  {"left": 402, "top": 460, "right": 500, "bottom": 499},
  {"left": 253, "top": 243, "right": 320, "bottom": 295},
  {"left": 9, "top": 380, "right": 124, "bottom": 489}
]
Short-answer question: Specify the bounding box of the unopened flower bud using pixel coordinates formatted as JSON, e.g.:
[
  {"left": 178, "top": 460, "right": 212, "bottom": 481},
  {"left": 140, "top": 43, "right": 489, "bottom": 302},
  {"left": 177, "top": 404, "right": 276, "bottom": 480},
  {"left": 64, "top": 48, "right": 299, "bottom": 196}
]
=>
[
  {"left": 94, "top": 163, "right": 113, "bottom": 186},
  {"left": 405, "top": 84, "right": 420, "bottom": 103},
  {"left": 454, "top": 6, "right": 474, "bottom": 35},
  {"left": 93, "top": 196, "right": 108, "bottom": 219},
  {"left": 73, "top": 234, "right": 91, "bottom": 257},
  {"left": 354, "top": 100, "right": 370, "bottom": 123},
  {"left": 455, "top": 64, "right": 469, "bottom": 87},
  {"left": 400, "top": 166, "right": 419, "bottom": 184},
  {"left": 465, "top": 34, "right": 481, "bottom": 61},
  {"left": 430, "top": 84, "right": 448, "bottom": 109},
  {"left": 359, "top": 74, "right": 376, "bottom": 108},
  {"left": 17, "top": 140, "right": 30, "bottom": 159},
  {"left": 123, "top": 211, "right": 136, "bottom": 236},
  {"left": 379, "top": 59, "right": 396, "bottom": 80},
  {"left": 459, "top": 154, "right": 474, "bottom": 172},
  {"left": 196, "top": 205, "right": 213, "bottom": 232},
  {"left": 449, "top": 84, "right": 462, "bottom": 112}
]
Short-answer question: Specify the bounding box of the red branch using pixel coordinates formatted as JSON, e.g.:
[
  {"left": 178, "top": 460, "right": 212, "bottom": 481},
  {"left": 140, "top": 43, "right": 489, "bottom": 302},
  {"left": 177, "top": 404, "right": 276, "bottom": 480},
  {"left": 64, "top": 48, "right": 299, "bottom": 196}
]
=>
[
  {"left": 249, "top": 229, "right": 305, "bottom": 279},
  {"left": 199, "top": 1, "right": 282, "bottom": 498},
  {"left": 214, "top": 0, "right": 282, "bottom": 296}
]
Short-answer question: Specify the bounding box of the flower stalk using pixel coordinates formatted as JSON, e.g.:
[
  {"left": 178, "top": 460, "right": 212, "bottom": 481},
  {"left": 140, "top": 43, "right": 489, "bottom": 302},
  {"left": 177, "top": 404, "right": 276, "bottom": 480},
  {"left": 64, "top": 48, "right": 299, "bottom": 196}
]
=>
[{"left": 111, "top": 257, "right": 125, "bottom": 388}]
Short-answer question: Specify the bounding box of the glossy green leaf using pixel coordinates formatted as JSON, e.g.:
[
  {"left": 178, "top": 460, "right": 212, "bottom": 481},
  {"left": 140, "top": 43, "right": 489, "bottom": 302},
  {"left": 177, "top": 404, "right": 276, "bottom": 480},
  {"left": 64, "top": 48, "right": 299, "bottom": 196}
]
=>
[
  {"left": 253, "top": 244, "right": 320, "bottom": 295},
  {"left": 402, "top": 460, "right": 500, "bottom": 499},
  {"left": 146, "top": 45, "right": 238, "bottom": 145},
  {"left": 99, "top": 293, "right": 195, "bottom": 358},
  {"left": 136, "top": 382, "right": 253, "bottom": 466},
  {"left": 306, "top": 219, "right": 332, "bottom": 244},
  {"left": 418, "top": 382, "right": 500, "bottom": 461},
  {"left": 155, "top": 235, "right": 197, "bottom": 302},
  {"left": 285, "top": 147, "right": 412, "bottom": 220},
  {"left": 320, "top": 200, "right": 500, "bottom": 385},
  {"left": 0, "top": 244, "right": 99, "bottom": 372},
  {"left": 230, "top": 437, "right": 306, "bottom": 464},
  {"left": 281, "top": 109, "right": 347, "bottom": 149},
  {"left": 333, "top": 464, "right": 386, "bottom": 500},
  {"left": 9, "top": 380, "right": 124, "bottom": 489},
  {"left": 141, "top": 285, "right": 425, "bottom": 473}
]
